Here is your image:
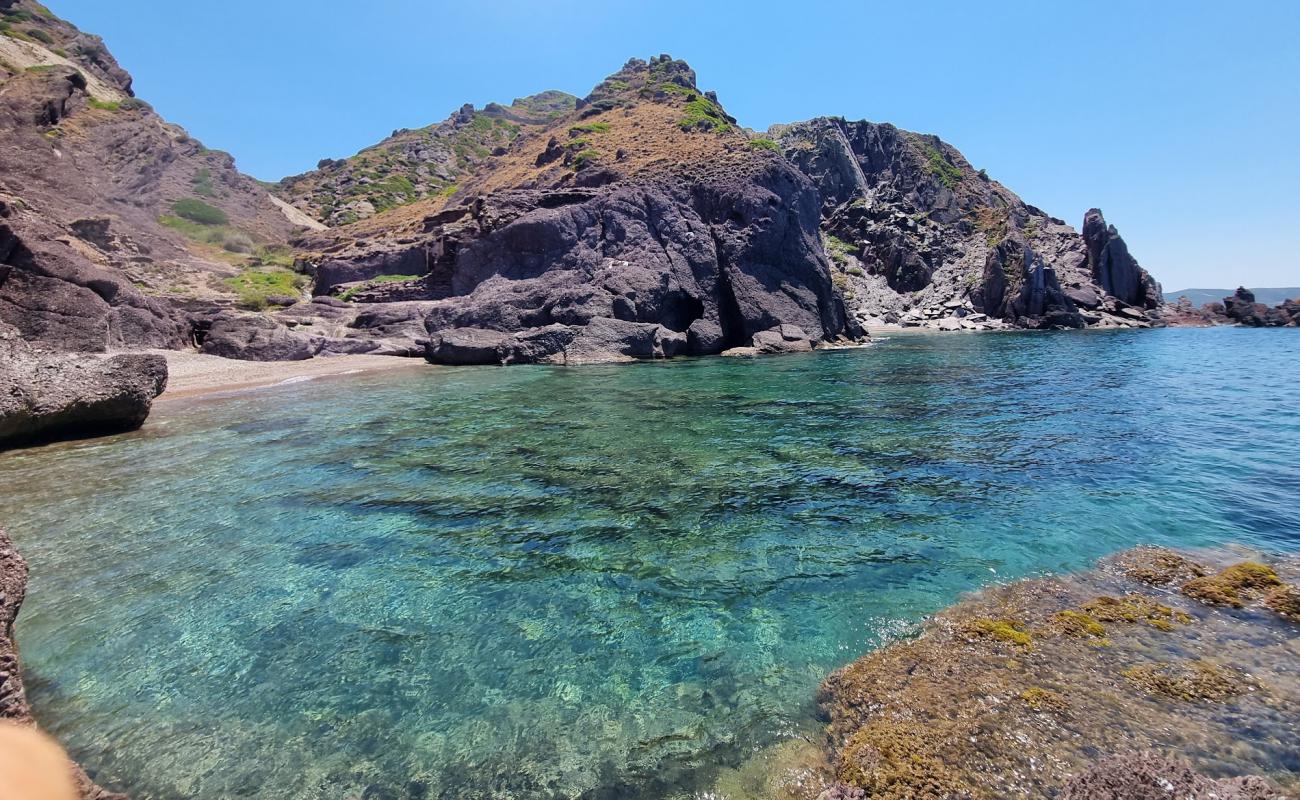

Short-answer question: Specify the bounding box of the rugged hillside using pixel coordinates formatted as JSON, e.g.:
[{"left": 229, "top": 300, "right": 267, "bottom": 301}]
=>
[
  {"left": 2, "top": 1, "right": 1184, "bottom": 364},
  {"left": 278, "top": 55, "right": 854, "bottom": 364},
  {"left": 276, "top": 91, "right": 577, "bottom": 226},
  {"left": 0, "top": 0, "right": 320, "bottom": 351},
  {"left": 772, "top": 117, "right": 1163, "bottom": 330}
]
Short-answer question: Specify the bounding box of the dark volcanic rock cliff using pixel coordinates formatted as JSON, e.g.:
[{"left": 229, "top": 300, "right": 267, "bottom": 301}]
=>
[
  {"left": 1083, "top": 208, "right": 1161, "bottom": 309},
  {"left": 773, "top": 117, "right": 1161, "bottom": 331},
  {"left": 296, "top": 56, "right": 854, "bottom": 364}
]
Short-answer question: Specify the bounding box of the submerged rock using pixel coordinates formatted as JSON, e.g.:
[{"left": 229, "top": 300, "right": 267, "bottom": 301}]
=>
[
  {"left": 1, "top": 528, "right": 126, "bottom": 799},
  {"left": 0, "top": 323, "right": 167, "bottom": 449},
  {"left": 1061, "top": 752, "right": 1283, "bottom": 800},
  {"left": 818, "top": 546, "right": 1300, "bottom": 799}
]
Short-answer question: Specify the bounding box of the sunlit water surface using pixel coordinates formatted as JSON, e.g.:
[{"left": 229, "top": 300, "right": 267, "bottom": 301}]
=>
[{"left": 1, "top": 328, "right": 1297, "bottom": 799}]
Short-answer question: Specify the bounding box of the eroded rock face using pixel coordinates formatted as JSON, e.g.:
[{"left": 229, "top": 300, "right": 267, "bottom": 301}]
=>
[
  {"left": 773, "top": 118, "right": 1162, "bottom": 331},
  {"left": 1083, "top": 208, "right": 1161, "bottom": 309},
  {"left": 0, "top": 203, "right": 186, "bottom": 352},
  {"left": 1, "top": 528, "right": 127, "bottom": 798},
  {"left": 0, "top": 323, "right": 167, "bottom": 449},
  {"left": 416, "top": 162, "right": 851, "bottom": 364}
]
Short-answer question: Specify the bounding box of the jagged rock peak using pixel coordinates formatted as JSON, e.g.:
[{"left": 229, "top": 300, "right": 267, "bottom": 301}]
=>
[
  {"left": 1083, "top": 208, "right": 1161, "bottom": 309},
  {"left": 582, "top": 54, "right": 702, "bottom": 107}
]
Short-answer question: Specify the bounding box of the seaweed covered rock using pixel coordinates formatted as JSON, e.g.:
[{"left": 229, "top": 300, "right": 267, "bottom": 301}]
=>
[
  {"left": 0, "top": 323, "right": 167, "bottom": 449},
  {"left": 1, "top": 528, "right": 126, "bottom": 799},
  {"left": 1061, "top": 752, "right": 1283, "bottom": 800},
  {"left": 818, "top": 546, "right": 1300, "bottom": 798}
]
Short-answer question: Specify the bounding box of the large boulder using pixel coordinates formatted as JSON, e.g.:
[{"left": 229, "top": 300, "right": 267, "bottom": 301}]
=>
[
  {"left": 424, "top": 318, "right": 688, "bottom": 365},
  {"left": 0, "top": 324, "right": 167, "bottom": 449},
  {"left": 425, "top": 327, "right": 514, "bottom": 365},
  {"left": 198, "top": 312, "right": 318, "bottom": 361},
  {"left": 1, "top": 528, "right": 127, "bottom": 799}
]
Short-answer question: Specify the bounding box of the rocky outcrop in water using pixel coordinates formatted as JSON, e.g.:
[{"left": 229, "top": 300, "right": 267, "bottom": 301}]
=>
[
  {"left": 1, "top": 528, "right": 126, "bottom": 798},
  {"left": 415, "top": 167, "right": 848, "bottom": 364},
  {"left": 1156, "top": 287, "right": 1298, "bottom": 328},
  {"left": 0, "top": 322, "right": 166, "bottom": 449},
  {"left": 817, "top": 546, "right": 1298, "bottom": 799},
  {"left": 1222, "top": 287, "right": 1298, "bottom": 327},
  {"left": 1060, "top": 752, "right": 1282, "bottom": 800}
]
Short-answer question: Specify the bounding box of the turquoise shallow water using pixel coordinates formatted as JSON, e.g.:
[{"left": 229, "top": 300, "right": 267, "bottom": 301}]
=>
[{"left": 1, "top": 328, "right": 1298, "bottom": 799}]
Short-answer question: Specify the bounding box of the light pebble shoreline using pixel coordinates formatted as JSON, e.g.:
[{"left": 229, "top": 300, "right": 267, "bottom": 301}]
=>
[{"left": 131, "top": 350, "right": 427, "bottom": 401}]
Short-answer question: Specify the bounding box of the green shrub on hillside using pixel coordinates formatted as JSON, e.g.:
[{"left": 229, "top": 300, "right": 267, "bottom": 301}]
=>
[
  {"left": 824, "top": 234, "right": 859, "bottom": 267},
  {"left": 748, "top": 137, "right": 780, "bottom": 152},
  {"left": 192, "top": 167, "right": 216, "bottom": 197},
  {"left": 220, "top": 230, "right": 254, "bottom": 254},
  {"left": 571, "top": 149, "right": 601, "bottom": 170},
  {"left": 25, "top": 27, "right": 52, "bottom": 44},
  {"left": 250, "top": 245, "right": 295, "bottom": 268},
  {"left": 171, "top": 198, "right": 228, "bottom": 225},
  {"left": 87, "top": 97, "right": 120, "bottom": 111},
  {"left": 922, "top": 144, "right": 963, "bottom": 189},
  {"left": 569, "top": 122, "right": 611, "bottom": 135},
  {"left": 679, "top": 96, "right": 730, "bottom": 133},
  {"left": 225, "top": 268, "right": 305, "bottom": 310},
  {"left": 339, "top": 274, "right": 420, "bottom": 302}
]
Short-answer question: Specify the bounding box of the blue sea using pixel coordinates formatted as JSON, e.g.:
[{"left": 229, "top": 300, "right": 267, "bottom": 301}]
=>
[{"left": 1, "top": 327, "right": 1297, "bottom": 798}]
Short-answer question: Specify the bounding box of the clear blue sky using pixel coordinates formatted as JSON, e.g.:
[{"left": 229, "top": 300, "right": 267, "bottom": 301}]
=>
[{"left": 50, "top": 0, "right": 1299, "bottom": 290}]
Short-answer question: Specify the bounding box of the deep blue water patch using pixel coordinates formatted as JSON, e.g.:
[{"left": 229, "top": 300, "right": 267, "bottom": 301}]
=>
[{"left": 1, "top": 328, "right": 1298, "bottom": 798}]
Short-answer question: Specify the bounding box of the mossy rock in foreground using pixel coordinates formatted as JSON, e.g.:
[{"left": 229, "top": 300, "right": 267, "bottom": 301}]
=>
[{"left": 818, "top": 547, "right": 1300, "bottom": 799}]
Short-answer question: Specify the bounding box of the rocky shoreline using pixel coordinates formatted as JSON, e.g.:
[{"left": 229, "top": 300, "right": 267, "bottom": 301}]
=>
[{"left": 1, "top": 528, "right": 124, "bottom": 799}]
